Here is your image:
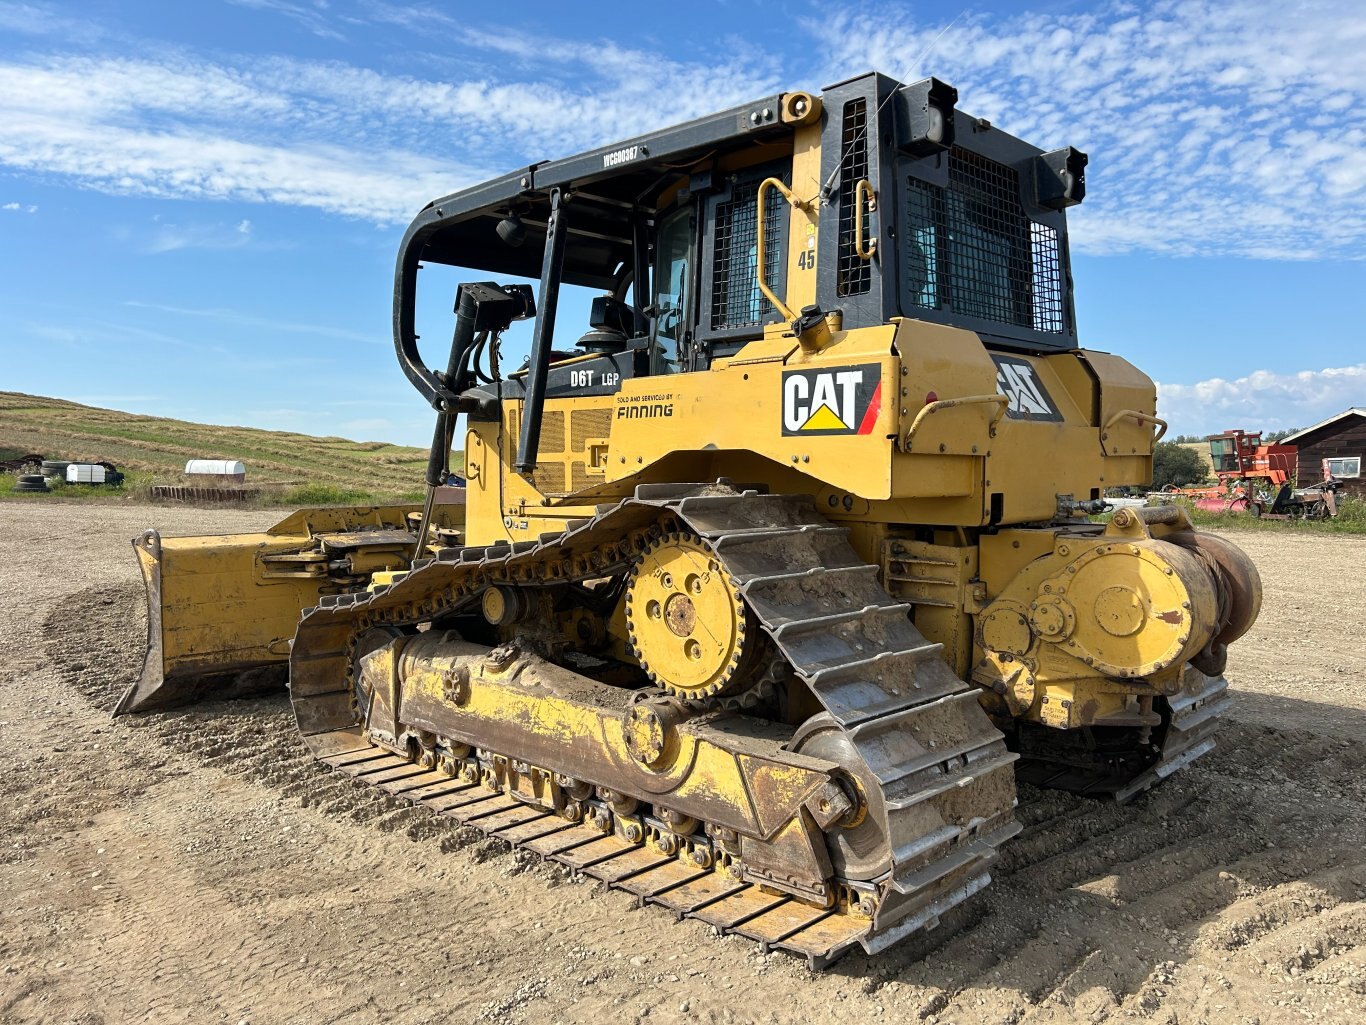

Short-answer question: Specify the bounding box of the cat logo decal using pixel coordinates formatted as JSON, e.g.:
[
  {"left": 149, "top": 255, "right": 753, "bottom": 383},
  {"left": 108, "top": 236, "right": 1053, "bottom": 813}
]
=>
[{"left": 781, "top": 364, "right": 882, "bottom": 436}]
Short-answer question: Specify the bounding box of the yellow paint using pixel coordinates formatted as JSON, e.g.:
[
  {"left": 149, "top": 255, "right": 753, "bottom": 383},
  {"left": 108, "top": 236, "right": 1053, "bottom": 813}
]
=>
[
  {"left": 784, "top": 120, "right": 823, "bottom": 313},
  {"left": 140, "top": 110, "right": 1224, "bottom": 747},
  {"left": 627, "top": 535, "right": 747, "bottom": 698},
  {"left": 800, "top": 403, "right": 849, "bottom": 431},
  {"left": 973, "top": 516, "right": 1225, "bottom": 729},
  {"left": 139, "top": 504, "right": 463, "bottom": 692},
  {"left": 395, "top": 649, "right": 836, "bottom": 844}
]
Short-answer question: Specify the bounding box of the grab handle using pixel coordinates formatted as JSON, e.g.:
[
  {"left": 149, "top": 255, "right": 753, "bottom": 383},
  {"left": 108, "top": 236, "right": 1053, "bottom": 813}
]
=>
[
  {"left": 1102, "top": 409, "right": 1168, "bottom": 447},
  {"left": 756, "top": 177, "right": 806, "bottom": 322},
  {"left": 854, "top": 180, "right": 877, "bottom": 260},
  {"left": 903, "top": 394, "right": 1009, "bottom": 451}
]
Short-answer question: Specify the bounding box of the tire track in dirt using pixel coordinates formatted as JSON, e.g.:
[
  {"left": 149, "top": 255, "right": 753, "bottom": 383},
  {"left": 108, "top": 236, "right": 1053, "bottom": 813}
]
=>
[
  {"left": 45, "top": 584, "right": 554, "bottom": 869},
  {"left": 38, "top": 581, "right": 1366, "bottom": 1024}
]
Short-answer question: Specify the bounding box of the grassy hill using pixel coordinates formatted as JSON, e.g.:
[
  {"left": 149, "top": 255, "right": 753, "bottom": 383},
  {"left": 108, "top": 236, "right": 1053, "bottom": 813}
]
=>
[{"left": 0, "top": 391, "right": 445, "bottom": 503}]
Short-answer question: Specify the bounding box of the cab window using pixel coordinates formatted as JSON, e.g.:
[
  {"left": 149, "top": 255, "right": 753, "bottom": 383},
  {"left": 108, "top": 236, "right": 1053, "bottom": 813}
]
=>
[{"left": 652, "top": 206, "right": 692, "bottom": 374}]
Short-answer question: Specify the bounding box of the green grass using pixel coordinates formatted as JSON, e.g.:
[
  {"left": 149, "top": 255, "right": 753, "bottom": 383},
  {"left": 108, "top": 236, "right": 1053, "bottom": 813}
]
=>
[
  {"left": 261, "top": 481, "right": 428, "bottom": 507},
  {"left": 1104, "top": 494, "right": 1366, "bottom": 535},
  {"left": 0, "top": 391, "right": 453, "bottom": 506},
  {"left": 0, "top": 469, "right": 154, "bottom": 501},
  {"left": 1186, "top": 495, "right": 1366, "bottom": 534}
]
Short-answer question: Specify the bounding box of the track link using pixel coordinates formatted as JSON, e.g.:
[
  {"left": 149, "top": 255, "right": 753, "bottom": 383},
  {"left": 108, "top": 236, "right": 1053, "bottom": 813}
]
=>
[
  {"left": 289, "top": 484, "right": 1020, "bottom": 966},
  {"left": 1015, "top": 669, "right": 1233, "bottom": 803}
]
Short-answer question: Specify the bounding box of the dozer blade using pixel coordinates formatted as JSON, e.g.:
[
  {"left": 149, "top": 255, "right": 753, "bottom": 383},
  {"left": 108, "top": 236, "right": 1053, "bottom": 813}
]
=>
[{"left": 117, "top": 502, "right": 464, "bottom": 715}]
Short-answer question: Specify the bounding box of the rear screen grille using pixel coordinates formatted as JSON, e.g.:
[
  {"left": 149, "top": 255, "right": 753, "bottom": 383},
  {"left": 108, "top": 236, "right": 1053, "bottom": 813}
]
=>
[
  {"left": 710, "top": 175, "right": 786, "bottom": 331},
  {"left": 903, "top": 147, "right": 1064, "bottom": 333},
  {"left": 837, "top": 98, "right": 871, "bottom": 297}
]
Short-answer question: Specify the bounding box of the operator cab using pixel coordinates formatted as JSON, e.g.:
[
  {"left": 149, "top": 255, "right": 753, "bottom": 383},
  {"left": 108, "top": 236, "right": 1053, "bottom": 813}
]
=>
[{"left": 390, "top": 71, "right": 1087, "bottom": 474}]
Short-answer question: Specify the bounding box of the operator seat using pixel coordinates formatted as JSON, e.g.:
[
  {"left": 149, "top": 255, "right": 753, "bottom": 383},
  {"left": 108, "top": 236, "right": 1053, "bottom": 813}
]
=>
[{"left": 574, "top": 295, "right": 636, "bottom": 355}]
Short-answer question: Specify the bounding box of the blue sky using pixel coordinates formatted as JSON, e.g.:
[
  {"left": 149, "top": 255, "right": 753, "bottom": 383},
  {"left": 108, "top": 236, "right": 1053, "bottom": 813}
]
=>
[{"left": 1, "top": 0, "right": 1362, "bottom": 446}]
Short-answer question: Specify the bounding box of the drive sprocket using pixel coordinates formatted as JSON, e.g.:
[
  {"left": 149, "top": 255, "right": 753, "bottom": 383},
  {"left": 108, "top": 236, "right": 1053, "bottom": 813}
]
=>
[{"left": 624, "top": 531, "right": 759, "bottom": 701}]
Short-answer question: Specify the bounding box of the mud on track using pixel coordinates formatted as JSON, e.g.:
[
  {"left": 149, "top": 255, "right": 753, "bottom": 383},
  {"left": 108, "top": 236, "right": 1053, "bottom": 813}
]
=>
[{"left": 2, "top": 503, "right": 1364, "bottom": 1025}]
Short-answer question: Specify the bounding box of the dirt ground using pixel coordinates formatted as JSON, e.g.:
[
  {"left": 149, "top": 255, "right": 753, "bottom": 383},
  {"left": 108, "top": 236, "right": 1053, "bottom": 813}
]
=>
[{"left": 2, "top": 503, "right": 1364, "bottom": 1025}]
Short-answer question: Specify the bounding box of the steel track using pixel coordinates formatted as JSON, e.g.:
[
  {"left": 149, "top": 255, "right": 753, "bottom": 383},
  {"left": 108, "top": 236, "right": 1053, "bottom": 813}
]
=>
[
  {"left": 1015, "top": 671, "right": 1233, "bottom": 803},
  {"left": 288, "top": 484, "right": 1021, "bottom": 967}
]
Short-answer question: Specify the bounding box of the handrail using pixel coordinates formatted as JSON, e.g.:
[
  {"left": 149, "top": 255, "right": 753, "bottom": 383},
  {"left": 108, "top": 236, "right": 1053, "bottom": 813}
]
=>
[
  {"left": 854, "top": 179, "right": 877, "bottom": 260},
  {"left": 903, "top": 394, "right": 1008, "bottom": 451},
  {"left": 756, "top": 177, "right": 806, "bottom": 322},
  {"left": 1102, "top": 409, "right": 1168, "bottom": 444}
]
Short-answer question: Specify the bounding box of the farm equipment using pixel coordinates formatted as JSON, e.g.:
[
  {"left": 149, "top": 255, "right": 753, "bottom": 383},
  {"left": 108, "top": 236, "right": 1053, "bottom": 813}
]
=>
[
  {"left": 1177, "top": 430, "right": 1341, "bottom": 519},
  {"left": 1165, "top": 429, "right": 1335, "bottom": 519},
  {"left": 1207, "top": 429, "right": 1296, "bottom": 488},
  {"left": 119, "top": 73, "right": 1262, "bottom": 965},
  {"left": 0, "top": 452, "right": 44, "bottom": 473},
  {"left": 1187, "top": 481, "right": 1338, "bottom": 520},
  {"left": 1250, "top": 478, "right": 1339, "bottom": 520}
]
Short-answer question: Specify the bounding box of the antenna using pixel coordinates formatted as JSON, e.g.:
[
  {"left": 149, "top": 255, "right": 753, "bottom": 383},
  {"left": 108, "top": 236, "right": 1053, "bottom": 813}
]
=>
[{"left": 818, "top": 11, "right": 966, "bottom": 205}]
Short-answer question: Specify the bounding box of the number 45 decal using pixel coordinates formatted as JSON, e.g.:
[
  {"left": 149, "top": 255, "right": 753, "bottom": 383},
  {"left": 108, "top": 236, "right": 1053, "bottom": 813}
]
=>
[{"left": 797, "top": 251, "right": 816, "bottom": 270}]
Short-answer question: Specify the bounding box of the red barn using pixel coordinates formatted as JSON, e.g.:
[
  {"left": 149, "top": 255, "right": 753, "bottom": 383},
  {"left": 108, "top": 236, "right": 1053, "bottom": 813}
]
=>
[{"left": 1281, "top": 408, "right": 1366, "bottom": 499}]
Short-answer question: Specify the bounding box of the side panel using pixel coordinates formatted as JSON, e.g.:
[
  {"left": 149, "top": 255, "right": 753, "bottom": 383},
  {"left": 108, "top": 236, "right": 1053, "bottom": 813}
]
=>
[
  {"left": 466, "top": 327, "right": 1159, "bottom": 540},
  {"left": 466, "top": 400, "right": 625, "bottom": 547},
  {"left": 607, "top": 327, "right": 899, "bottom": 502}
]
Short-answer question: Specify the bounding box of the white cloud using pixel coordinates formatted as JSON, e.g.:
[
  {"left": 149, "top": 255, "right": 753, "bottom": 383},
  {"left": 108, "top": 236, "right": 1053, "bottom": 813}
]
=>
[
  {"left": 0, "top": 36, "right": 778, "bottom": 225},
  {"left": 0, "top": 99, "right": 473, "bottom": 224},
  {"left": 0, "top": 2, "right": 1361, "bottom": 260},
  {"left": 225, "top": 0, "right": 344, "bottom": 41},
  {"left": 142, "top": 216, "right": 254, "bottom": 253},
  {"left": 2, "top": 201, "right": 37, "bottom": 212},
  {"left": 816, "top": 0, "right": 1366, "bottom": 260},
  {"left": 0, "top": 1, "right": 105, "bottom": 42},
  {"left": 1156, "top": 363, "right": 1366, "bottom": 435},
  {"left": 123, "top": 300, "right": 380, "bottom": 345}
]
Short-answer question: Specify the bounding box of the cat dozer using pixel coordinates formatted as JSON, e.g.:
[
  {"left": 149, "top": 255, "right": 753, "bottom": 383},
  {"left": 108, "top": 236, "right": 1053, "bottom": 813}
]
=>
[{"left": 122, "top": 72, "right": 1261, "bottom": 966}]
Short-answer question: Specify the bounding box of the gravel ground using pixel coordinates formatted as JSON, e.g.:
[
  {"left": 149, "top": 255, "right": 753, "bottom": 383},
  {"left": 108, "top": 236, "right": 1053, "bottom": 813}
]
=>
[{"left": 1, "top": 502, "right": 1363, "bottom": 1025}]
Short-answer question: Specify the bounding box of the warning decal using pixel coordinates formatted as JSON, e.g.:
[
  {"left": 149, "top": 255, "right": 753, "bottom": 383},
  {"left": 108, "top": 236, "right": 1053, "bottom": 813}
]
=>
[{"left": 781, "top": 363, "right": 882, "bottom": 437}]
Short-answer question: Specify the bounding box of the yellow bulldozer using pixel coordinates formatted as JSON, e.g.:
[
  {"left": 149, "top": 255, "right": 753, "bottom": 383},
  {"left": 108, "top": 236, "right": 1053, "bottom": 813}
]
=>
[{"left": 118, "top": 72, "right": 1261, "bottom": 967}]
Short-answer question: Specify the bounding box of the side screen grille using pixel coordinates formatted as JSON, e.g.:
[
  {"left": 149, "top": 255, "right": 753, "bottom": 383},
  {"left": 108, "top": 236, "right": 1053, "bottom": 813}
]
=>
[
  {"left": 569, "top": 408, "right": 611, "bottom": 449},
  {"left": 903, "top": 147, "right": 1065, "bottom": 333},
  {"left": 837, "top": 98, "right": 871, "bottom": 297},
  {"left": 538, "top": 410, "right": 565, "bottom": 455},
  {"left": 1029, "top": 223, "right": 1063, "bottom": 332},
  {"left": 710, "top": 174, "right": 785, "bottom": 331}
]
